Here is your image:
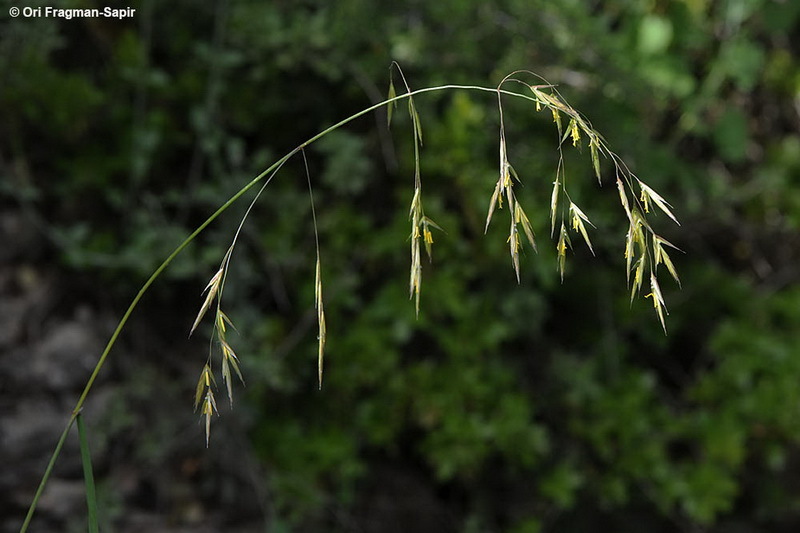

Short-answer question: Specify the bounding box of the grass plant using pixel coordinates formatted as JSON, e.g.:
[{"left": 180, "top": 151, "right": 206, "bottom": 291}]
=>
[{"left": 19, "top": 67, "right": 680, "bottom": 532}]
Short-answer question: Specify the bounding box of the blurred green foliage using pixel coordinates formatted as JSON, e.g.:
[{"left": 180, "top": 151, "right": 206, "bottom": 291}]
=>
[{"left": 3, "top": 0, "right": 800, "bottom": 531}]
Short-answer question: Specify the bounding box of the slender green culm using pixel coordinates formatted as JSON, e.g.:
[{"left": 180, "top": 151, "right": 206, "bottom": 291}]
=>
[{"left": 77, "top": 413, "right": 99, "bottom": 533}]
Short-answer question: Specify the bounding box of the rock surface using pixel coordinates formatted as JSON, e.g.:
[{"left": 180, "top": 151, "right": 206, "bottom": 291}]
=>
[{"left": 1, "top": 209, "right": 268, "bottom": 532}]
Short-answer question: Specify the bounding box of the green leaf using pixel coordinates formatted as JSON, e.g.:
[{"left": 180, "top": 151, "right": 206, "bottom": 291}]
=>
[
  {"left": 712, "top": 108, "right": 749, "bottom": 164},
  {"left": 77, "top": 414, "right": 99, "bottom": 533},
  {"left": 638, "top": 15, "right": 673, "bottom": 55},
  {"left": 718, "top": 37, "right": 765, "bottom": 91}
]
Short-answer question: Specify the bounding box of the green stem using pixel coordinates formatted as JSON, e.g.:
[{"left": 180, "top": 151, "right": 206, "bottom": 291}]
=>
[{"left": 19, "top": 83, "right": 535, "bottom": 532}]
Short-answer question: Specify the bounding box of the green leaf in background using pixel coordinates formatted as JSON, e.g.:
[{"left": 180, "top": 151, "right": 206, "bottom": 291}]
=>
[
  {"left": 638, "top": 15, "right": 673, "bottom": 55},
  {"left": 717, "top": 37, "right": 765, "bottom": 91},
  {"left": 712, "top": 108, "right": 749, "bottom": 164}
]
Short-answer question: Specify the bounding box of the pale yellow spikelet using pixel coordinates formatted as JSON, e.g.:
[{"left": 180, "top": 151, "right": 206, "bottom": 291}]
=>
[
  {"left": 568, "top": 202, "right": 595, "bottom": 255},
  {"left": 409, "top": 228, "right": 422, "bottom": 315},
  {"left": 220, "top": 338, "right": 243, "bottom": 404},
  {"left": 625, "top": 225, "right": 637, "bottom": 284},
  {"left": 654, "top": 235, "right": 681, "bottom": 286},
  {"left": 194, "top": 363, "right": 214, "bottom": 411},
  {"left": 630, "top": 257, "right": 646, "bottom": 302},
  {"left": 422, "top": 225, "right": 434, "bottom": 259},
  {"left": 617, "top": 178, "right": 633, "bottom": 223},
  {"left": 590, "top": 137, "right": 602, "bottom": 184},
  {"left": 387, "top": 78, "right": 397, "bottom": 128},
  {"left": 638, "top": 181, "right": 680, "bottom": 226},
  {"left": 315, "top": 256, "right": 327, "bottom": 389},
  {"left": 317, "top": 303, "right": 326, "bottom": 390},
  {"left": 201, "top": 389, "right": 217, "bottom": 447},
  {"left": 409, "top": 187, "right": 420, "bottom": 218},
  {"left": 556, "top": 222, "right": 571, "bottom": 282},
  {"left": 500, "top": 136, "right": 510, "bottom": 186},
  {"left": 485, "top": 180, "right": 503, "bottom": 233},
  {"left": 315, "top": 256, "right": 322, "bottom": 309},
  {"left": 514, "top": 202, "right": 537, "bottom": 252},
  {"left": 508, "top": 218, "right": 521, "bottom": 282},
  {"left": 190, "top": 268, "right": 223, "bottom": 336},
  {"left": 421, "top": 216, "right": 442, "bottom": 259},
  {"left": 646, "top": 273, "right": 669, "bottom": 333},
  {"left": 194, "top": 363, "right": 218, "bottom": 447},
  {"left": 550, "top": 177, "right": 560, "bottom": 237},
  {"left": 570, "top": 120, "right": 581, "bottom": 147},
  {"left": 552, "top": 108, "right": 563, "bottom": 137}
]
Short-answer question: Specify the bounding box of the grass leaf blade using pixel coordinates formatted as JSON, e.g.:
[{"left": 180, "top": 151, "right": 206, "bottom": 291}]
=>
[{"left": 77, "top": 413, "right": 99, "bottom": 533}]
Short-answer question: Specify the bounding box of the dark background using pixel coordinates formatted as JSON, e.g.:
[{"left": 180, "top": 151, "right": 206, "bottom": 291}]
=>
[{"left": 2, "top": 0, "right": 800, "bottom": 531}]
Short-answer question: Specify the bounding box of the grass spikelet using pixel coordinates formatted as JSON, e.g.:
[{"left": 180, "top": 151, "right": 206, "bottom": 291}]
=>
[
  {"left": 387, "top": 76, "right": 397, "bottom": 128},
  {"left": 422, "top": 216, "right": 442, "bottom": 258},
  {"left": 515, "top": 202, "right": 537, "bottom": 252},
  {"left": 409, "top": 231, "right": 422, "bottom": 314},
  {"left": 630, "top": 257, "right": 646, "bottom": 302},
  {"left": 408, "top": 190, "right": 423, "bottom": 313},
  {"left": 556, "top": 222, "right": 571, "bottom": 282},
  {"left": 211, "top": 305, "right": 245, "bottom": 406},
  {"left": 410, "top": 100, "right": 423, "bottom": 145},
  {"left": 315, "top": 257, "right": 326, "bottom": 389},
  {"left": 508, "top": 218, "right": 521, "bottom": 282},
  {"left": 572, "top": 121, "right": 583, "bottom": 148},
  {"left": 654, "top": 235, "right": 682, "bottom": 286},
  {"left": 485, "top": 180, "right": 503, "bottom": 233},
  {"left": 190, "top": 267, "right": 223, "bottom": 336},
  {"left": 568, "top": 119, "right": 581, "bottom": 147},
  {"left": 638, "top": 181, "right": 680, "bottom": 226},
  {"left": 625, "top": 225, "right": 637, "bottom": 283},
  {"left": 550, "top": 177, "right": 560, "bottom": 237},
  {"left": 407, "top": 195, "right": 441, "bottom": 315},
  {"left": 590, "top": 137, "right": 602, "bottom": 183},
  {"left": 485, "top": 131, "right": 513, "bottom": 234},
  {"left": 568, "top": 202, "right": 595, "bottom": 255},
  {"left": 220, "top": 338, "right": 243, "bottom": 403},
  {"left": 194, "top": 363, "right": 215, "bottom": 410},
  {"left": 194, "top": 364, "right": 217, "bottom": 446},
  {"left": 302, "top": 148, "right": 327, "bottom": 389},
  {"left": 201, "top": 389, "right": 217, "bottom": 447},
  {"left": 551, "top": 107, "right": 563, "bottom": 137},
  {"left": 617, "top": 177, "right": 633, "bottom": 223},
  {"left": 646, "top": 273, "right": 669, "bottom": 333}
]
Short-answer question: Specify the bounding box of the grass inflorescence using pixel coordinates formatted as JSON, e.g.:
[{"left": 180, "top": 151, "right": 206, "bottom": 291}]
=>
[
  {"left": 185, "top": 69, "right": 682, "bottom": 445},
  {"left": 486, "top": 71, "right": 681, "bottom": 332},
  {"left": 21, "top": 66, "right": 681, "bottom": 532}
]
